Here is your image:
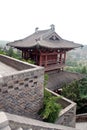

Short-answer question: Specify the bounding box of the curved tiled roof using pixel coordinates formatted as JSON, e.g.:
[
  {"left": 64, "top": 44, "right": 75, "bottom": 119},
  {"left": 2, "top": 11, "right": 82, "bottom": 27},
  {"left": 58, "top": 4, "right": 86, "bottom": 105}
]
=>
[{"left": 7, "top": 28, "right": 83, "bottom": 49}]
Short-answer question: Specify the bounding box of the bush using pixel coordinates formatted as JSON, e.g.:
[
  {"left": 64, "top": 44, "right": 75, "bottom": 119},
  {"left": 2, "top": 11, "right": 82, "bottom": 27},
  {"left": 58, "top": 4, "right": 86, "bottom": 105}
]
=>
[{"left": 39, "top": 89, "right": 62, "bottom": 123}]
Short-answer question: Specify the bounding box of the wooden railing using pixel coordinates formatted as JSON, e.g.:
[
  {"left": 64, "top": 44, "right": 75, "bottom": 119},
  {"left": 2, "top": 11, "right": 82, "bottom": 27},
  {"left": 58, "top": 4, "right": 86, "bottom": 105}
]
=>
[
  {"left": 45, "top": 63, "right": 65, "bottom": 71},
  {"left": 41, "top": 59, "right": 65, "bottom": 66}
]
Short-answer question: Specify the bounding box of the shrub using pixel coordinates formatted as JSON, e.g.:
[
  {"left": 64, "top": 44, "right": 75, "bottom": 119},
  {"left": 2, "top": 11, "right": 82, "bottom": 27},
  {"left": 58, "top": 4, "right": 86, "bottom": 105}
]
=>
[
  {"left": 39, "top": 89, "right": 62, "bottom": 123},
  {"left": 62, "top": 77, "right": 87, "bottom": 112}
]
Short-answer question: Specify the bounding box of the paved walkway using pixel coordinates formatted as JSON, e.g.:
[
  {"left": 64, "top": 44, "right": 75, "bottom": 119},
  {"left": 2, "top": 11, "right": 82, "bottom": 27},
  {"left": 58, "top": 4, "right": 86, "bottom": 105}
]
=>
[
  {"left": 0, "top": 61, "right": 18, "bottom": 77},
  {"left": 76, "top": 122, "right": 87, "bottom": 130}
]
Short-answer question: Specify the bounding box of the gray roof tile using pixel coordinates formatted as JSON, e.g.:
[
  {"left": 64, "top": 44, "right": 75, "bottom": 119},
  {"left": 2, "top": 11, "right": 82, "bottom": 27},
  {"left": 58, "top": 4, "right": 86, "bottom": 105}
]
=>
[{"left": 7, "top": 28, "right": 83, "bottom": 49}]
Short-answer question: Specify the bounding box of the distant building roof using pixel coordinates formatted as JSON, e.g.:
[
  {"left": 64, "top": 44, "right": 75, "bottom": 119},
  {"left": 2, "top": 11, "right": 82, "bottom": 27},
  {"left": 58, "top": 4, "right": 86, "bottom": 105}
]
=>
[{"left": 7, "top": 25, "right": 83, "bottom": 49}]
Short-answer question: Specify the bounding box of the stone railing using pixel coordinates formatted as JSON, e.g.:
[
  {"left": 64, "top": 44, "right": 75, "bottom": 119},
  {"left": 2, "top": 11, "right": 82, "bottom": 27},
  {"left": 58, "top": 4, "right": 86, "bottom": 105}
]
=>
[{"left": 0, "top": 111, "right": 78, "bottom": 130}]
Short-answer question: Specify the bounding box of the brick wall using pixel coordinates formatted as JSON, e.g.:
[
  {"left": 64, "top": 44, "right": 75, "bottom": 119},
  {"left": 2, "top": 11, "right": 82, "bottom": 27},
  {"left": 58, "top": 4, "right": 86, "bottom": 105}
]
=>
[{"left": 0, "top": 55, "right": 44, "bottom": 118}]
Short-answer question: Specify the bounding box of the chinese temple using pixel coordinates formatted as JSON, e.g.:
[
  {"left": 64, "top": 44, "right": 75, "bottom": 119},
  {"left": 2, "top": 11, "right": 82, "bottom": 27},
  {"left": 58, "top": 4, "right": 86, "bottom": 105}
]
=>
[{"left": 7, "top": 25, "right": 82, "bottom": 72}]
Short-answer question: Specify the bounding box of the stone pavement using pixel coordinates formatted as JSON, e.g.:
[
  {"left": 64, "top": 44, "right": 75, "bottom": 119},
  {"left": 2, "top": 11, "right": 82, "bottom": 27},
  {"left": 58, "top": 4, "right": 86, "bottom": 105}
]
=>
[
  {"left": 76, "top": 122, "right": 87, "bottom": 130},
  {"left": 0, "top": 61, "right": 18, "bottom": 77}
]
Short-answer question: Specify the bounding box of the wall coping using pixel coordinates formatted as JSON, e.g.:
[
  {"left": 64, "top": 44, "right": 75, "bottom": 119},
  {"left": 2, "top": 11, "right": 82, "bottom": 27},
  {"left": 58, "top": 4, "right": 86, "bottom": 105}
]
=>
[
  {"left": 0, "top": 111, "right": 78, "bottom": 130},
  {"left": 45, "top": 88, "right": 76, "bottom": 117},
  {"left": 0, "top": 54, "right": 38, "bottom": 68},
  {"left": 76, "top": 113, "right": 87, "bottom": 122},
  {"left": 0, "top": 54, "right": 44, "bottom": 78}
]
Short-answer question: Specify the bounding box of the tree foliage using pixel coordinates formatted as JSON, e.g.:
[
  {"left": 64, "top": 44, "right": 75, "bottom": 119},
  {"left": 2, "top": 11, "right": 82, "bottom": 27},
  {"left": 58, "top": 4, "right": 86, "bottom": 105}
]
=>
[
  {"left": 44, "top": 74, "right": 49, "bottom": 87},
  {"left": 62, "top": 81, "right": 81, "bottom": 102},
  {"left": 65, "top": 65, "right": 87, "bottom": 74},
  {"left": 62, "top": 76, "right": 87, "bottom": 113},
  {"left": 0, "top": 47, "right": 22, "bottom": 60},
  {"left": 0, "top": 48, "right": 6, "bottom": 55},
  {"left": 6, "top": 47, "right": 14, "bottom": 57}
]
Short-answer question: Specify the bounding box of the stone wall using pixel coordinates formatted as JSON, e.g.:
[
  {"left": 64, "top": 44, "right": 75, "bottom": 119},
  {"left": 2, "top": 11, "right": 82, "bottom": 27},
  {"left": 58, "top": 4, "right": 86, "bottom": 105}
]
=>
[
  {"left": 0, "top": 112, "right": 78, "bottom": 130},
  {"left": 0, "top": 55, "right": 44, "bottom": 118},
  {"left": 76, "top": 113, "right": 87, "bottom": 122},
  {"left": 57, "top": 105, "right": 76, "bottom": 127}
]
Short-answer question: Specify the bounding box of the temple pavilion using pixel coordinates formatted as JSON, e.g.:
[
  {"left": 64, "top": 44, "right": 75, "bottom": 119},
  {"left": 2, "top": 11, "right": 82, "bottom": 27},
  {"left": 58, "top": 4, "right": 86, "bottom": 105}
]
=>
[{"left": 7, "top": 25, "right": 82, "bottom": 72}]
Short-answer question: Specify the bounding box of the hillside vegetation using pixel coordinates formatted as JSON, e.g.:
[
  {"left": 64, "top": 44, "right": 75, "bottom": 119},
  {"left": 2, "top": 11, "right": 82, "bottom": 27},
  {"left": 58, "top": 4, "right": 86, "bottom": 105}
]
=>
[
  {"left": 67, "top": 45, "right": 87, "bottom": 61},
  {"left": 65, "top": 45, "right": 87, "bottom": 73},
  {"left": 63, "top": 45, "right": 87, "bottom": 114},
  {"left": 0, "top": 40, "right": 9, "bottom": 48}
]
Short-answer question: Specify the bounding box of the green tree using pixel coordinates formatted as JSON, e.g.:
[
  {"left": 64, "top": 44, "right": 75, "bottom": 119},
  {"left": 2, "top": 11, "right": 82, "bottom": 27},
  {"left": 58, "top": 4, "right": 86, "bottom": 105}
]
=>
[
  {"left": 6, "top": 47, "right": 14, "bottom": 57},
  {"left": 62, "top": 81, "right": 81, "bottom": 102},
  {"left": 81, "top": 66, "right": 87, "bottom": 74},
  {"left": 62, "top": 77, "right": 87, "bottom": 112},
  {"left": 0, "top": 48, "right": 6, "bottom": 55}
]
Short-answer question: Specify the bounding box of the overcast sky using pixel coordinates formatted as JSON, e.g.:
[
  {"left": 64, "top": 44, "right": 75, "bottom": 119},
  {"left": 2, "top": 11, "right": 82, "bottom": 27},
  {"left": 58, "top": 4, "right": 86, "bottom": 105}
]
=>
[{"left": 0, "top": 0, "right": 87, "bottom": 45}]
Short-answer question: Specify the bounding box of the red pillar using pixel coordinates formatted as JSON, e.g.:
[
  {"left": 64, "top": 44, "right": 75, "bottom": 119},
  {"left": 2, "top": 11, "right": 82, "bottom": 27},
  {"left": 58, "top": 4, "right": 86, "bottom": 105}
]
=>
[
  {"left": 39, "top": 54, "right": 42, "bottom": 66},
  {"left": 63, "top": 52, "right": 66, "bottom": 64},
  {"left": 45, "top": 54, "right": 47, "bottom": 67},
  {"left": 22, "top": 50, "right": 24, "bottom": 59},
  {"left": 59, "top": 53, "right": 62, "bottom": 64}
]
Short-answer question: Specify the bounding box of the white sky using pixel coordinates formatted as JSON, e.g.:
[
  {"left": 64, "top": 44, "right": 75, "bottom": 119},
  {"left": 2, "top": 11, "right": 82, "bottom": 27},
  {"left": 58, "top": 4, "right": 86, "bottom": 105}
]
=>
[{"left": 0, "top": 0, "right": 87, "bottom": 45}]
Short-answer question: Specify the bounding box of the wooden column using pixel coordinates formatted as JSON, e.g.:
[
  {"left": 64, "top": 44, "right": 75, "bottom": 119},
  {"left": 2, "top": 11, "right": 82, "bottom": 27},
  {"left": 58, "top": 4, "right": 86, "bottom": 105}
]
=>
[
  {"left": 23, "top": 50, "right": 26, "bottom": 59},
  {"left": 39, "top": 54, "right": 42, "bottom": 66},
  {"left": 35, "top": 55, "right": 38, "bottom": 65},
  {"left": 45, "top": 54, "right": 47, "bottom": 67},
  {"left": 26, "top": 50, "right": 29, "bottom": 60},
  {"left": 23, "top": 50, "right": 29, "bottom": 60},
  {"left": 59, "top": 53, "right": 62, "bottom": 64},
  {"left": 63, "top": 52, "right": 66, "bottom": 63},
  {"left": 24, "top": 50, "right": 27, "bottom": 60},
  {"left": 22, "top": 50, "right": 24, "bottom": 59}
]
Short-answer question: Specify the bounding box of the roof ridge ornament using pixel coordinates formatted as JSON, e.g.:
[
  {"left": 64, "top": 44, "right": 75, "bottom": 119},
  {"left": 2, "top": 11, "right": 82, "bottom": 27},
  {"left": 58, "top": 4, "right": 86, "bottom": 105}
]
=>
[
  {"left": 35, "top": 27, "right": 39, "bottom": 33},
  {"left": 50, "top": 24, "right": 55, "bottom": 31}
]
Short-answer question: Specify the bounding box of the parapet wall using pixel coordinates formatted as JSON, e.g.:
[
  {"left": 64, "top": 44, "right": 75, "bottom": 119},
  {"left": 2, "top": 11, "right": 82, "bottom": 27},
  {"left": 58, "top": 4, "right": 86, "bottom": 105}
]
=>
[
  {"left": 0, "top": 112, "right": 78, "bottom": 130},
  {"left": 0, "top": 54, "right": 34, "bottom": 70},
  {"left": 76, "top": 113, "right": 87, "bottom": 122},
  {"left": 46, "top": 88, "right": 76, "bottom": 128},
  {"left": 0, "top": 55, "right": 44, "bottom": 118}
]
